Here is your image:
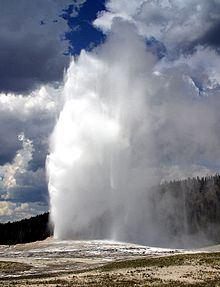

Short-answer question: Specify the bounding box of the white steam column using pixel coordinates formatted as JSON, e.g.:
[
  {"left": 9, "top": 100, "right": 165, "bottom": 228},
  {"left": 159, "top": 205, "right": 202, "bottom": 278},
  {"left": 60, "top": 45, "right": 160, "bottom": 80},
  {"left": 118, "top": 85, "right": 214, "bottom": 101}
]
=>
[{"left": 47, "top": 22, "right": 158, "bottom": 242}]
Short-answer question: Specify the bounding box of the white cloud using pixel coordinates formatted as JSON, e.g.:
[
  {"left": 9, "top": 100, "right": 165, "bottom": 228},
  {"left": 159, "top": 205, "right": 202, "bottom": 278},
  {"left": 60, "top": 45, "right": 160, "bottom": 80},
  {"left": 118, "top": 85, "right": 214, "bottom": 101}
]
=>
[
  {"left": 0, "top": 133, "right": 33, "bottom": 192},
  {"left": 0, "top": 84, "right": 61, "bottom": 168},
  {"left": 0, "top": 201, "right": 48, "bottom": 222},
  {"left": 0, "top": 201, "right": 16, "bottom": 216},
  {"left": 0, "top": 85, "right": 61, "bottom": 210},
  {"left": 0, "top": 86, "right": 60, "bottom": 118},
  {"left": 95, "top": 0, "right": 220, "bottom": 52}
]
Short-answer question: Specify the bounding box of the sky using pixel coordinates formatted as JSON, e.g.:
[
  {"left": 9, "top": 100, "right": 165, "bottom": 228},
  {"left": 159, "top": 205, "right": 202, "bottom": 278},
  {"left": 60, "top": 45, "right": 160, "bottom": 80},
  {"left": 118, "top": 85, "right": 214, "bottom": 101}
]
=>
[
  {"left": 0, "top": 0, "right": 106, "bottom": 222},
  {"left": 1, "top": 0, "right": 220, "bottom": 222}
]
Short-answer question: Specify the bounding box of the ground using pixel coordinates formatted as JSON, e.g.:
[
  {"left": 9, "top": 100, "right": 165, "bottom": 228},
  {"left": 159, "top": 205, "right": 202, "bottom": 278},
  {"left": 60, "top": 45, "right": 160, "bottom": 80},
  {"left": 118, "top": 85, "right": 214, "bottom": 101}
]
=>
[{"left": 0, "top": 238, "right": 220, "bottom": 286}]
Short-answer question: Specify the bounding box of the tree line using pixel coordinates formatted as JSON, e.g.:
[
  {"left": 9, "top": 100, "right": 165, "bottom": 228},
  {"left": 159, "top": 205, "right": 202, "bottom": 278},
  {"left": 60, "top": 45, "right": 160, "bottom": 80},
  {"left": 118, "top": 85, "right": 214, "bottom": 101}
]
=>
[
  {"left": 1, "top": 174, "right": 220, "bottom": 246},
  {"left": 0, "top": 212, "right": 52, "bottom": 245},
  {"left": 150, "top": 174, "right": 220, "bottom": 247}
]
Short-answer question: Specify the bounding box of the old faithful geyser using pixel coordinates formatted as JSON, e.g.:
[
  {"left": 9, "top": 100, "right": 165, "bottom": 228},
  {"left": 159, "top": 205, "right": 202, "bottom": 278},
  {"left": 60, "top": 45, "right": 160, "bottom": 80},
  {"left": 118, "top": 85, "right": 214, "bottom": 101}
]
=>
[
  {"left": 47, "top": 22, "right": 160, "bottom": 242},
  {"left": 47, "top": 1, "right": 220, "bottom": 246}
]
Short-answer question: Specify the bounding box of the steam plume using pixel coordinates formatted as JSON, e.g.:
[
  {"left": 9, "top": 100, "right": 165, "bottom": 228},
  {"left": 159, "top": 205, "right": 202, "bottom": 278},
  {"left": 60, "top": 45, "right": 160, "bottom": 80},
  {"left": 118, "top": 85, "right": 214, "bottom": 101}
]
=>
[{"left": 47, "top": 1, "right": 220, "bottom": 245}]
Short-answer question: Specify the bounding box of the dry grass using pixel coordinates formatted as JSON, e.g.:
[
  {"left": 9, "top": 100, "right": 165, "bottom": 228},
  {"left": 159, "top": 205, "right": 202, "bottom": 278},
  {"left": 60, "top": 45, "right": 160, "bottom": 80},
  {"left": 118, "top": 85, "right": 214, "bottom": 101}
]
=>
[
  {"left": 0, "top": 261, "right": 32, "bottom": 274},
  {"left": 1, "top": 252, "right": 220, "bottom": 286}
]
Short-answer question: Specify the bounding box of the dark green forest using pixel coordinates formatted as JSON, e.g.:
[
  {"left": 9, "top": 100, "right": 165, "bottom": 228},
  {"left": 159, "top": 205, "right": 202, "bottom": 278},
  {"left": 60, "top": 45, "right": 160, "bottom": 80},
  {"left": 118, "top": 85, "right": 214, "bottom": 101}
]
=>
[
  {"left": 1, "top": 175, "right": 220, "bottom": 246},
  {"left": 0, "top": 212, "right": 52, "bottom": 245}
]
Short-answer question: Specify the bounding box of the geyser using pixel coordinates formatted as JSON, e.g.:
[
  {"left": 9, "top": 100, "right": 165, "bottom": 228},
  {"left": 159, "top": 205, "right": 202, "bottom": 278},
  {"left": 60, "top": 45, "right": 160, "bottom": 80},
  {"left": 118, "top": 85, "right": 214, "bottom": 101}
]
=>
[
  {"left": 47, "top": 22, "right": 160, "bottom": 242},
  {"left": 47, "top": 3, "right": 220, "bottom": 247}
]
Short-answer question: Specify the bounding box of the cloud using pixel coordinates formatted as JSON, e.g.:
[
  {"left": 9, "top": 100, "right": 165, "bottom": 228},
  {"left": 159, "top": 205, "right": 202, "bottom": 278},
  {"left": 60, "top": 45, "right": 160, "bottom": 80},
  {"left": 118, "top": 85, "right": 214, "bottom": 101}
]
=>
[
  {"left": 0, "top": 132, "right": 49, "bottom": 222},
  {"left": 0, "top": 201, "right": 48, "bottom": 222},
  {"left": 0, "top": 0, "right": 83, "bottom": 219},
  {"left": 0, "top": 86, "right": 60, "bottom": 165},
  {"left": 0, "top": 86, "right": 61, "bottom": 216},
  {"left": 0, "top": 201, "right": 16, "bottom": 216},
  {"left": 0, "top": 133, "right": 33, "bottom": 190},
  {"left": 95, "top": 0, "right": 220, "bottom": 54},
  {"left": 0, "top": 0, "right": 86, "bottom": 93},
  {"left": 0, "top": 132, "right": 48, "bottom": 203}
]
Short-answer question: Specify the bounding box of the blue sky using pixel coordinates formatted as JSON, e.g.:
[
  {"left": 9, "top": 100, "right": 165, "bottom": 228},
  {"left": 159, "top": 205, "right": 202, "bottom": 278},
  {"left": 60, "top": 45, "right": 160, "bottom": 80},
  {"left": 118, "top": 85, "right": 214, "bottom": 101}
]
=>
[{"left": 61, "top": 0, "right": 106, "bottom": 55}]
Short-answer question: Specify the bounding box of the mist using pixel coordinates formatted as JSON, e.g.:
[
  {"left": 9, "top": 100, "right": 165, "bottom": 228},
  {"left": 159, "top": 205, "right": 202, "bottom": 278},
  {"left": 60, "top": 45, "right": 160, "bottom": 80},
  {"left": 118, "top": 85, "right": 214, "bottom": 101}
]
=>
[{"left": 47, "top": 1, "right": 220, "bottom": 247}]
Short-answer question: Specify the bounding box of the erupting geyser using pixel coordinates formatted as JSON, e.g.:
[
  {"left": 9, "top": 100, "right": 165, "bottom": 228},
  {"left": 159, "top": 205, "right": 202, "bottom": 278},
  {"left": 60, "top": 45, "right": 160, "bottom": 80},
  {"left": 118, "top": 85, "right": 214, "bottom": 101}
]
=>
[
  {"left": 47, "top": 22, "right": 161, "bottom": 242},
  {"left": 47, "top": 4, "right": 220, "bottom": 246}
]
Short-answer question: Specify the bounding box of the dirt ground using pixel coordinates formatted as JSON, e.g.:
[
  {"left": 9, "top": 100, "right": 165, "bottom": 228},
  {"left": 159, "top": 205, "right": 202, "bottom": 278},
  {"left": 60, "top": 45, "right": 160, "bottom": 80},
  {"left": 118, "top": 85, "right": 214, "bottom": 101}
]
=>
[{"left": 1, "top": 238, "right": 220, "bottom": 286}]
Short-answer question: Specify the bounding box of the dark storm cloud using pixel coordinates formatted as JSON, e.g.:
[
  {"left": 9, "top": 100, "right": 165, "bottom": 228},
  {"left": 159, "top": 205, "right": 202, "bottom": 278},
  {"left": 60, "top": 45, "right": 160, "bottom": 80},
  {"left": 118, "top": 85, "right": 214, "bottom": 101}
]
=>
[
  {"left": 0, "top": 36, "right": 68, "bottom": 93},
  {"left": 172, "top": 0, "right": 220, "bottom": 56},
  {"left": 0, "top": 111, "right": 22, "bottom": 165},
  {"left": 9, "top": 169, "right": 48, "bottom": 203},
  {"left": 0, "top": 0, "right": 82, "bottom": 93},
  {"left": 190, "top": 0, "right": 220, "bottom": 50},
  {"left": 176, "top": 1, "right": 220, "bottom": 55},
  {"left": 197, "top": 22, "right": 220, "bottom": 49},
  {"left": 0, "top": 134, "right": 20, "bottom": 165}
]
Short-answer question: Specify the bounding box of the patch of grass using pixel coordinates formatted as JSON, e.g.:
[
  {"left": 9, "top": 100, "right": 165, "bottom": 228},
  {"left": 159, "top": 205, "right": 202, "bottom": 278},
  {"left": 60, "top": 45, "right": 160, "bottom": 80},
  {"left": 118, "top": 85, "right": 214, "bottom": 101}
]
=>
[
  {"left": 1, "top": 253, "right": 220, "bottom": 286},
  {"left": 0, "top": 261, "right": 32, "bottom": 274},
  {"left": 0, "top": 270, "right": 72, "bottom": 281},
  {"left": 159, "top": 277, "right": 220, "bottom": 287},
  {"left": 100, "top": 252, "right": 220, "bottom": 272}
]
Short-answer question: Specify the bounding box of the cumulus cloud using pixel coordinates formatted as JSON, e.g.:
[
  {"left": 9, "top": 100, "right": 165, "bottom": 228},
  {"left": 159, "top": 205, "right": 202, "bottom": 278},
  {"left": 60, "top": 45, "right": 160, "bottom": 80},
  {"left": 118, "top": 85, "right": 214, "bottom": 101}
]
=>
[
  {"left": 0, "top": 131, "right": 48, "bottom": 203},
  {"left": 0, "top": 0, "right": 86, "bottom": 93},
  {"left": 0, "top": 132, "right": 49, "bottom": 222},
  {"left": 0, "top": 85, "right": 62, "bottom": 221},
  {"left": 0, "top": 133, "right": 34, "bottom": 191},
  {"left": 95, "top": 0, "right": 220, "bottom": 54},
  {"left": 0, "top": 201, "right": 48, "bottom": 222},
  {"left": 0, "top": 86, "right": 60, "bottom": 166}
]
